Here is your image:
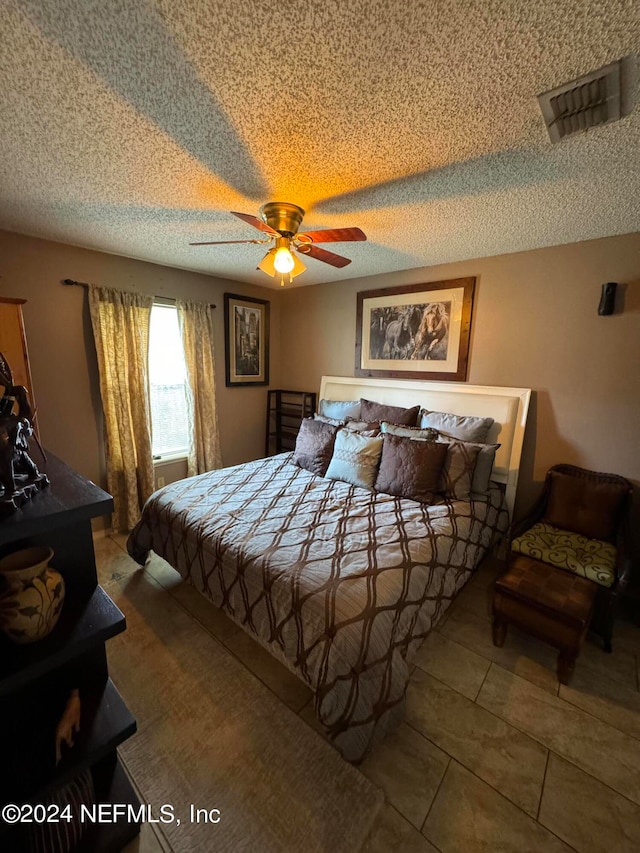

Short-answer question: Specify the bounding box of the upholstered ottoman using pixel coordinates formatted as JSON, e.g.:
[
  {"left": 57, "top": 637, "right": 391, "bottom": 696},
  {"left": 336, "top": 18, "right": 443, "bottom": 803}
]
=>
[{"left": 492, "top": 554, "right": 597, "bottom": 684}]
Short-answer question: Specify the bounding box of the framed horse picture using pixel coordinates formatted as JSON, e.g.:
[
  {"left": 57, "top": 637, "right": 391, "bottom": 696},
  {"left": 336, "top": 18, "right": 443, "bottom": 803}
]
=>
[{"left": 355, "top": 278, "right": 476, "bottom": 381}]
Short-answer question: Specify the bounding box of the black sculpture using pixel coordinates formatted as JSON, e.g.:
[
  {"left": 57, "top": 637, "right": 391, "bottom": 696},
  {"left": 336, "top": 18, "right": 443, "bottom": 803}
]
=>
[{"left": 0, "top": 352, "right": 48, "bottom": 514}]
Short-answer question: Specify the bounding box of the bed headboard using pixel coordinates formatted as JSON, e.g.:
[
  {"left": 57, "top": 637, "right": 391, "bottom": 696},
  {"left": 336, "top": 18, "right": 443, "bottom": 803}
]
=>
[{"left": 319, "top": 376, "right": 531, "bottom": 519}]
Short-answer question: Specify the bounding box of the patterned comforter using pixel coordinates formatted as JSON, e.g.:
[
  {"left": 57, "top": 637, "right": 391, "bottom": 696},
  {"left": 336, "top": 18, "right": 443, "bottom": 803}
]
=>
[{"left": 127, "top": 453, "right": 508, "bottom": 761}]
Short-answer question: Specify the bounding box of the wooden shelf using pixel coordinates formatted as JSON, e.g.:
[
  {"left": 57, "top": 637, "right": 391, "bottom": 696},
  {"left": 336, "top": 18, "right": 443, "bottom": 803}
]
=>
[
  {"left": 1, "top": 678, "right": 136, "bottom": 803},
  {"left": 0, "top": 453, "right": 112, "bottom": 549},
  {"left": 0, "top": 586, "right": 125, "bottom": 696},
  {"left": 0, "top": 327, "right": 140, "bottom": 849},
  {"left": 265, "top": 389, "right": 317, "bottom": 456}
]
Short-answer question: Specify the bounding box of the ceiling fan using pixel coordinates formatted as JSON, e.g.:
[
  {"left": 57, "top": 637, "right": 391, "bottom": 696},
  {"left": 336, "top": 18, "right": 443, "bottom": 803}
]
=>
[{"left": 190, "top": 202, "right": 366, "bottom": 285}]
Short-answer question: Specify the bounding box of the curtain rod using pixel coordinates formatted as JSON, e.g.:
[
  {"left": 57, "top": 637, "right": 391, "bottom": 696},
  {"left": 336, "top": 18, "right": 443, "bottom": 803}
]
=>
[{"left": 62, "top": 279, "right": 216, "bottom": 309}]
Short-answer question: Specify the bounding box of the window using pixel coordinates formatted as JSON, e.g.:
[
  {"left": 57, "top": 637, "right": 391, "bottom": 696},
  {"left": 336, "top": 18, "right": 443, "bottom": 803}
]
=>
[{"left": 149, "top": 304, "right": 189, "bottom": 459}]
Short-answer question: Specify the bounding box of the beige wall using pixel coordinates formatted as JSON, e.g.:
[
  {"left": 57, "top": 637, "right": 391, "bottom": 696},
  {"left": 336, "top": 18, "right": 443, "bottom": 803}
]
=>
[
  {"left": 279, "top": 232, "right": 640, "bottom": 524},
  {"left": 0, "top": 229, "right": 280, "bottom": 525},
  {"left": 2, "top": 227, "right": 639, "bottom": 545}
]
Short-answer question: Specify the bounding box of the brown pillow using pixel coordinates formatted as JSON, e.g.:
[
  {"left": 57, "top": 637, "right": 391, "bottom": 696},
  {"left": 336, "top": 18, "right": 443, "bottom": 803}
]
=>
[
  {"left": 543, "top": 470, "right": 629, "bottom": 542},
  {"left": 292, "top": 418, "right": 339, "bottom": 477},
  {"left": 375, "top": 433, "right": 448, "bottom": 503},
  {"left": 360, "top": 398, "right": 420, "bottom": 426}
]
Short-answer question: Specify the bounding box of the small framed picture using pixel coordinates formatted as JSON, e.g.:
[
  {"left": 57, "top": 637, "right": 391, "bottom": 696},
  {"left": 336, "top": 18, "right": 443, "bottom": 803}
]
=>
[
  {"left": 355, "top": 278, "right": 476, "bottom": 382},
  {"left": 224, "top": 293, "right": 270, "bottom": 387}
]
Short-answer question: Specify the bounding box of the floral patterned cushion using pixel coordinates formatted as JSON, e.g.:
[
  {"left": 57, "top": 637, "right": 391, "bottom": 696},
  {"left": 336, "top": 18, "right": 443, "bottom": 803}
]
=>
[{"left": 511, "top": 522, "right": 616, "bottom": 588}]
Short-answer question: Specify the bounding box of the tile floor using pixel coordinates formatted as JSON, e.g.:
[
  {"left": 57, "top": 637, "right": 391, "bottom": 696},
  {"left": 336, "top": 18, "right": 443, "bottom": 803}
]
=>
[{"left": 95, "top": 535, "right": 640, "bottom": 853}]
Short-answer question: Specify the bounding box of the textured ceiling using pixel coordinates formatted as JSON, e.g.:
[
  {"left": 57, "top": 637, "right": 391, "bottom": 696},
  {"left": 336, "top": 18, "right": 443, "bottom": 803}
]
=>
[{"left": 0, "top": 0, "right": 639, "bottom": 288}]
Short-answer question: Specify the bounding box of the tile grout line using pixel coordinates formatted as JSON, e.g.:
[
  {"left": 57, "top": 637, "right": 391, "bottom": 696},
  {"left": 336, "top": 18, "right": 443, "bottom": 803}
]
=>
[
  {"left": 404, "top": 722, "right": 576, "bottom": 850},
  {"left": 419, "top": 756, "right": 451, "bottom": 839},
  {"left": 474, "top": 664, "right": 640, "bottom": 811},
  {"left": 404, "top": 716, "right": 542, "bottom": 823},
  {"left": 473, "top": 658, "right": 492, "bottom": 703},
  {"left": 483, "top": 659, "right": 640, "bottom": 746},
  {"left": 384, "top": 803, "right": 446, "bottom": 853},
  {"left": 407, "top": 664, "right": 640, "bottom": 823},
  {"left": 441, "top": 602, "right": 637, "bottom": 693},
  {"left": 555, "top": 686, "right": 640, "bottom": 744},
  {"left": 536, "top": 750, "right": 550, "bottom": 821}
]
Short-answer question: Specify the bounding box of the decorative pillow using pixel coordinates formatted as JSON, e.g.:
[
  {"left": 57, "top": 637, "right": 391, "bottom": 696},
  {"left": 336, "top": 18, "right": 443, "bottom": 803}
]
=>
[
  {"left": 437, "top": 439, "right": 483, "bottom": 501},
  {"left": 345, "top": 419, "right": 381, "bottom": 435},
  {"left": 468, "top": 442, "right": 501, "bottom": 494},
  {"left": 318, "top": 398, "right": 361, "bottom": 420},
  {"left": 292, "top": 418, "right": 339, "bottom": 477},
  {"left": 543, "top": 470, "right": 629, "bottom": 542},
  {"left": 379, "top": 418, "right": 498, "bottom": 496},
  {"left": 325, "top": 430, "right": 384, "bottom": 490},
  {"left": 380, "top": 421, "right": 439, "bottom": 441},
  {"left": 419, "top": 409, "right": 494, "bottom": 444},
  {"left": 360, "top": 398, "right": 420, "bottom": 427},
  {"left": 375, "top": 434, "right": 448, "bottom": 503},
  {"left": 313, "top": 413, "right": 345, "bottom": 427}
]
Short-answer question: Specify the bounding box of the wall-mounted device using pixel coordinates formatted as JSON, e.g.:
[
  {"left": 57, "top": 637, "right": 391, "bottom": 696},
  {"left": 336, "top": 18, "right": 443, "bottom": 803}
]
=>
[{"left": 598, "top": 282, "right": 617, "bottom": 316}]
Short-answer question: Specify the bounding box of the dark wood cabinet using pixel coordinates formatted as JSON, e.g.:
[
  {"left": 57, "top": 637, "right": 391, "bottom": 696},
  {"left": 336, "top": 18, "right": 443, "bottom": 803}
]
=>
[
  {"left": 0, "top": 455, "right": 140, "bottom": 853},
  {"left": 265, "top": 389, "right": 316, "bottom": 456}
]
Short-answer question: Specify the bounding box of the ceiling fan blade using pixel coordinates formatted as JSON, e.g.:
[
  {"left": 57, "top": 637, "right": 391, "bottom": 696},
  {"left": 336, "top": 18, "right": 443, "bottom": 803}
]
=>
[
  {"left": 230, "top": 211, "right": 280, "bottom": 236},
  {"left": 297, "top": 244, "right": 352, "bottom": 268},
  {"left": 189, "top": 239, "right": 266, "bottom": 245},
  {"left": 297, "top": 227, "right": 366, "bottom": 243}
]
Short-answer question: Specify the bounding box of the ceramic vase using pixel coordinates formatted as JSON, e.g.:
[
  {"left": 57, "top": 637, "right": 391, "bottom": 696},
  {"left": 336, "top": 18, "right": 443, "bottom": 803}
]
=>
[{"left": 0, "top": 546, "right": 65, "bottom": 643}]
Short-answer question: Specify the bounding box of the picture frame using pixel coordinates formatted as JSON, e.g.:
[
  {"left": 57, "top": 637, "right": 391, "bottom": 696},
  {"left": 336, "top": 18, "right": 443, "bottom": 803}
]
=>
[
  {"left": 355, "top": 277, "right": 476, "bottom": 382},
  {"left": 224, "top": 293, "right": 270, "bottom": 387}
]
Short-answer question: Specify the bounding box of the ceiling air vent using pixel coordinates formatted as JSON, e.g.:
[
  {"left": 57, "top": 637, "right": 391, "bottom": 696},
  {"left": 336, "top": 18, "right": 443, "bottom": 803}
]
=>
[{"left": 538, "top": 60, "right": 622, "bottom": 143}]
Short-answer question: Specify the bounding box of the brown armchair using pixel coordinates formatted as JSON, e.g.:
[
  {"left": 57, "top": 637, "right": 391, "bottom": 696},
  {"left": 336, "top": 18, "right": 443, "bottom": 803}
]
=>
[{"left": 508, "top": 464, "right": 632, "bottom": 653}]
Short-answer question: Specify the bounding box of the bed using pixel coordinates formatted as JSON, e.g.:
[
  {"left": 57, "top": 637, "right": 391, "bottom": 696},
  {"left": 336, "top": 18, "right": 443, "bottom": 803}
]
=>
[{"left": 128, "top": 376, "right": 531, "bottom": 761}]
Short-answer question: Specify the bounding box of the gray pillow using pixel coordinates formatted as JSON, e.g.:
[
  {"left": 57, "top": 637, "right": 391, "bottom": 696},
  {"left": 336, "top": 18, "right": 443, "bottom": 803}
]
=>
[
  {"left": 313, "top": 413, "right": 345, "bottom": 427},
  {"left": 345, "top": 419, "right": 381, "bottom": 435},
  {"left": 325, "top": 430, "right": 384, "bottom": 490},
  {"left": 470, "top": 442, "right": 501, "bottom": 494},
  {"left": 419, "top": 409, "right": 494, "bottom": 444},
  {"left": 293, "top": 418, "right": 339, "bottom": 477},
  {"left": 318, "top": 399, "right": 361, "bottom": 420},
  {"left": 360, "top": 398, "right": 420, "bottom": 426},
  {"left": 437, "top": 439, "right": 483, "bottom": 501},
  {"left": 380, "top": 421, "right": 439, "bottom": 441}
]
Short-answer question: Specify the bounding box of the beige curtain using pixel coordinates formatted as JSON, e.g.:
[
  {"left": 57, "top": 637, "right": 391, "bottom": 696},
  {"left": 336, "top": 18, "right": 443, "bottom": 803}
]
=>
[
  {"left": 177, "top": 300, "right": 222, "bottom": 476},
  {"left": 88, "top": 285, "right": 155, "bottom": 532}
]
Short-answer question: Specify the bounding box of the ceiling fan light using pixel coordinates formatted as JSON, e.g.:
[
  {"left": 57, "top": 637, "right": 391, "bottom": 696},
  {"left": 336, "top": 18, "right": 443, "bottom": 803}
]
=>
[
  {"left": 291, "top": 253, "right": 306, "bottom": 277},
  {"left": 257, "top": 250, "right": 276, "bottom": 277},
  {"left": 274, "top": 245, "right": 295, "bottom": 274},
  {"left": 258, "top": 247, "right": 306, "bottom": 283}
]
